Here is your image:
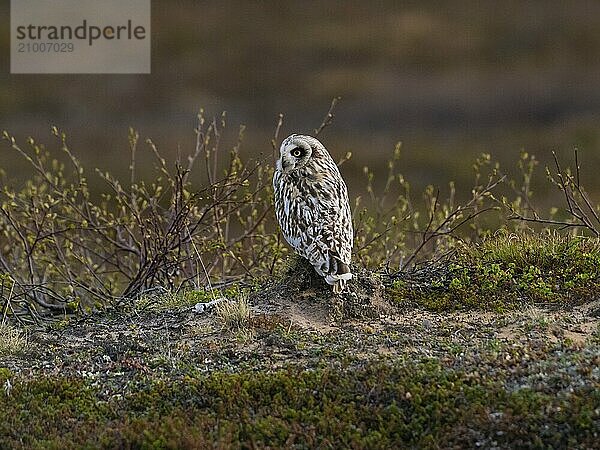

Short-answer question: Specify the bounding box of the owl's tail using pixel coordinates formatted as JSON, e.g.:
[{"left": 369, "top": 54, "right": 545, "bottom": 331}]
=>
[{"left": 323, "top": 258, "right": 352, "bottom": 294}]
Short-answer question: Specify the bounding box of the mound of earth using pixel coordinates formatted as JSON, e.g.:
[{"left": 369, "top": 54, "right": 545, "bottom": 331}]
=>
[{"left": 250, "top": 256, "right": 392, "bottom": 330}]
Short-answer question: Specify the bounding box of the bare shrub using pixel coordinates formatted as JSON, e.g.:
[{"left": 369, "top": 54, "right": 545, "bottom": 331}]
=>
[
  {"left": 0, "top": 112, "right": 283, "bottom": 323},
  {"left": 505, "top": 150, "right": 600, "bottom": 236},
  {"left": 354, "top": 148, "right": 504, "bottom": 271}
]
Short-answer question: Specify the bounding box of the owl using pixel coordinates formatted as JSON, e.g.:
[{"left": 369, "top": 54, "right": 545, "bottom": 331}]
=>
[{"left": 273, "top": 134, "right": 353, "bottom": 294}]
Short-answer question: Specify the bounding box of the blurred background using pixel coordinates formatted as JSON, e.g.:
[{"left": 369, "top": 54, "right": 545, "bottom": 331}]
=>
[{"left": 1, "top": 0, "right": 600, "bottom": 202}]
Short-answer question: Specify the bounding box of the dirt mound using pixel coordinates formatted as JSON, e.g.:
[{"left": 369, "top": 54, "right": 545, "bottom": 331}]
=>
[{"left": 250, "top": 257, "right": 391, "bottom": 331}]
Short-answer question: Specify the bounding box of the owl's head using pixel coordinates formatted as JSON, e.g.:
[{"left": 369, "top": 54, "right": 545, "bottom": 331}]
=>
[{"left": 276, "top": 134, "right": 323, "bottom": 173}]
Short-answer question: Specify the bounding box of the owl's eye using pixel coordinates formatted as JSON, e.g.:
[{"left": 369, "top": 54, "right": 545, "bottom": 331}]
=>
[{"left": 290, "top": 148, "right": 303, "bottom": 158}]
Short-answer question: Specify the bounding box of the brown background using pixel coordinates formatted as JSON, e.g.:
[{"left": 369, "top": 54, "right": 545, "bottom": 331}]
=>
[{"left": 2, "top": 0, "right": 600, "bottom": 201}]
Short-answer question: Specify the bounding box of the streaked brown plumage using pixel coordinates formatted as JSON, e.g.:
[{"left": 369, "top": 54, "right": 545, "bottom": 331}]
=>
[{"left": 273, "top": 134, "right": 353, "bottom": 293}]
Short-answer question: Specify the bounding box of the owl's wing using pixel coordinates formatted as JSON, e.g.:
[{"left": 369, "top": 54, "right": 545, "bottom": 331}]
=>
[
  {"left": 305, "top": 170, "right": 353, "bottom": 279},
  {"left": 319, "top": 170, "right": 353, "bottom": 259}
]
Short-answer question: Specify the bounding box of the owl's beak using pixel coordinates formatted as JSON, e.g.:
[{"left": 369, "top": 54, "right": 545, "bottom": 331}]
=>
[{"left": 280, "top": 157, "right": 292, "bottom": 172}]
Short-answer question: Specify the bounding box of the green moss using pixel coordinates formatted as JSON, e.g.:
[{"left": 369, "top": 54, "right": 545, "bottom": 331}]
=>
[
  {"left": 0, "top": 360, "right": 598, "bottom": 448},
  {"left": 182, "top": 288, "right": 214, "bottom": 304},
  {"left": 49, "top": 318, "right": 72, "bottom": 331},
  {"left": 135, "top": 288, "right": 214, "bottom": 311},
  {"left": 390, "top": 232, "right": 600, "bottom": 311},
  {"left": 136, "top": 284, "right": 252, "bottom": 312}
]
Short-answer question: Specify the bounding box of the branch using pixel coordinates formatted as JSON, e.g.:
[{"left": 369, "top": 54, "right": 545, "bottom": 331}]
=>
[{"left": 314, "top": 97, "right": 341, "bottom": 136}]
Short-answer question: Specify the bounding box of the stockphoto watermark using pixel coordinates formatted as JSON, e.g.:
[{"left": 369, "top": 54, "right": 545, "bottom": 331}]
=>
[
  {"left": 16, "top": 20, "right": 147, "bottom": 47},
  {"left": 11, "top": 0, "right": 151, "bottom": 74}
]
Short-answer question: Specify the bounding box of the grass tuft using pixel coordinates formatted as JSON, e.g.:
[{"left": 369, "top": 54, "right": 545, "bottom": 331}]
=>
[
  {"left": 0, "top": 324, "right": 28, "bottom": 356},
  {"left": 215, "top": 295, "right": 251, "bottom": 331}
]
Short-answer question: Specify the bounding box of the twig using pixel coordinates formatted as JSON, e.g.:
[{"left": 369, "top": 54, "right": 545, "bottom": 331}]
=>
[
  {"left": 508, "top": 149, "right": 598, "bottom": 236},
  {"left": 314, "top": 97, "right": 341, "bottom": 136},
  {"left": 271, "top": 113, "right": 284, "bottom": 159}
]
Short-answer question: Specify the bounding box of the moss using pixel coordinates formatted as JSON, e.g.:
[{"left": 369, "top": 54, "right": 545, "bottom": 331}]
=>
[
  {"left": 49, "top": 318, "right": 72, "bottom": 331},
  {"left": 390, "top": 232, "right": 600, "bottom": 311},
  {"left": 136, "top": 288, "right": 215, "bottom": 311},
  {"left": 182, "top": 288, "right": 214, "bottom": 304},
  {"left": 0, "top": 360, "right": 598, "bottom": 448}
]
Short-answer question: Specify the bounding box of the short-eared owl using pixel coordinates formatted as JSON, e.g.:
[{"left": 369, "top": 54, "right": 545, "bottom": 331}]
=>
[{"left": 273, "top": 134, "right": 353, "bottom": 294}]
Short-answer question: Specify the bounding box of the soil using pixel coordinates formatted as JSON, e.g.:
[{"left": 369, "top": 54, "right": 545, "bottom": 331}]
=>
[{"left": 3, "top": 263, "right": 599, "bottom": 389}]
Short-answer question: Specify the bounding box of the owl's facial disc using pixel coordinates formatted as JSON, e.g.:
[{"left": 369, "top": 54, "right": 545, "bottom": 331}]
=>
[{"left": 278, "top": 139, "right": 312, "bottom": 173}]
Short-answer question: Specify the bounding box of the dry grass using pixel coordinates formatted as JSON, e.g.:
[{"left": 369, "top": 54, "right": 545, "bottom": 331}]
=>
[
  {"left": 0, "top": 324, "right": 28, "bottom": 356},
  {"left": 215, "top": 295, "right": 251, "bottom": 331}
]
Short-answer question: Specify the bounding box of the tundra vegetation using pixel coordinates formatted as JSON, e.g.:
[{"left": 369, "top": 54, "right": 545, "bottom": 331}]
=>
[{"left": 1, "top": 110, "right": 599, "bottom": 448}]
